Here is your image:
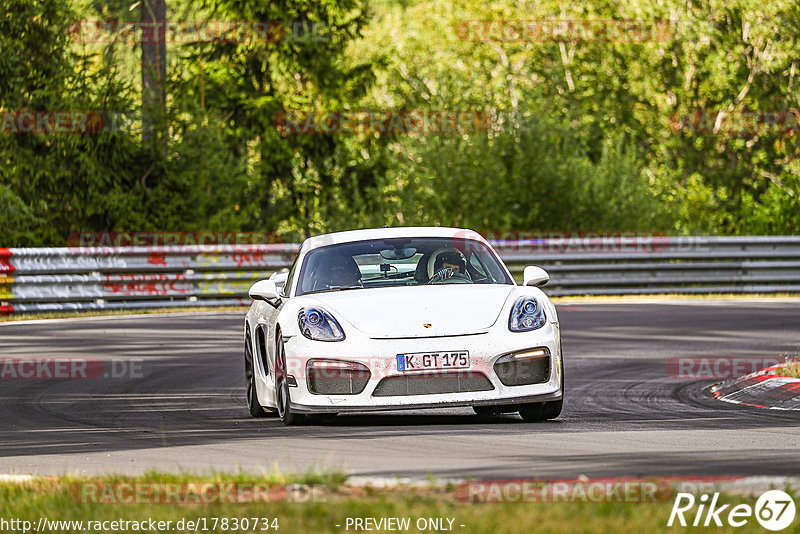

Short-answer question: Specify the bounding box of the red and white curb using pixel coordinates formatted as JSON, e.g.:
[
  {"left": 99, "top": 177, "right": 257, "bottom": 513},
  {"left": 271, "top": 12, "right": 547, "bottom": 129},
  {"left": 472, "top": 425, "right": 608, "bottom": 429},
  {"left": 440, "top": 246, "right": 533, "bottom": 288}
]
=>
[{"left": 711, "top": 364, "right": 800, "bottom": 410}]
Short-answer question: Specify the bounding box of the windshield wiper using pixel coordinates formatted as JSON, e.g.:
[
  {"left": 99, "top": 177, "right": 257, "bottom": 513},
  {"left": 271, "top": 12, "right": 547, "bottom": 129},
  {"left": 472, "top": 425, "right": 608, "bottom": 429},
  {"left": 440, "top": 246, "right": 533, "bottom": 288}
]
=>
[{"left": 306, "top": 285, "right": 364, "bottom": 294}]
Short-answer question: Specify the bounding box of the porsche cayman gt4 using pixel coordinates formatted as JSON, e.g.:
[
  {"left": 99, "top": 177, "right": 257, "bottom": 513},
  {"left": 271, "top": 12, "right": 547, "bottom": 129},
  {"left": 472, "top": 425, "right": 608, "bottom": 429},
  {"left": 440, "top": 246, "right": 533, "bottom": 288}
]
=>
[{"left": 243, "top": 227, "right": 563, "bottom": 425}]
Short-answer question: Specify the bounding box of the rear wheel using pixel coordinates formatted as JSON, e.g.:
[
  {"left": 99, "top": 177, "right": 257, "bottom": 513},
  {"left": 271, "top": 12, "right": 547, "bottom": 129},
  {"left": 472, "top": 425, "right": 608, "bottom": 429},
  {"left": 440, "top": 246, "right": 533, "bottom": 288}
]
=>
[
  {"left": 245, "top": 332, "right": 267, "bottom": 418},
  {"left": 275, "top": 336, "right": 305, "bottom": 426}
]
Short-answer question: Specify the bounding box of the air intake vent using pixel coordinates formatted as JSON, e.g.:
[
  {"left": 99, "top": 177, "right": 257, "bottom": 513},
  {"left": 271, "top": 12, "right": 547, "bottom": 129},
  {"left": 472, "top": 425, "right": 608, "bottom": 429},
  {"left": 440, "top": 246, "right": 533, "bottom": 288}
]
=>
[
  {"left": 307, "top": 360, "right": 370, "bottom": 395},
  {"left": 372, "top": 372, "right": 494, "bottom": 397},
  {"left": 493, "top": 348, "right": 550, "bottom": 386}
]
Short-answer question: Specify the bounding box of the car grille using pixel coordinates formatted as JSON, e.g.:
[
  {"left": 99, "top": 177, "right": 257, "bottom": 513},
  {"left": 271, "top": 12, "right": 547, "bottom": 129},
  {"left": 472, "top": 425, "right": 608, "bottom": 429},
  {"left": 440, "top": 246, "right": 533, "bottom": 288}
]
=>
[{"left": 372, "top": 371, "right": 494, "bottom": 397}]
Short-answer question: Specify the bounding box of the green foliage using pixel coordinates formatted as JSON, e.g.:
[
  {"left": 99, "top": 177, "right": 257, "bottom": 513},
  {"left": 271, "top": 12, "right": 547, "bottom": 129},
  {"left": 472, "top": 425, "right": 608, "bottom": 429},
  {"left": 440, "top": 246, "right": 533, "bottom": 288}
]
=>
[
  {"left": 1, "top": 0, "right": 799, "bottom": 246},
  {"left": 0, "top": 185, "right": 42, "bottom": 246},
  {"left": 359, "top": 115, "right": 668, "bottom": 231},
  {"left": 345, "top": 0, "right": 800, "bottom": 235}
]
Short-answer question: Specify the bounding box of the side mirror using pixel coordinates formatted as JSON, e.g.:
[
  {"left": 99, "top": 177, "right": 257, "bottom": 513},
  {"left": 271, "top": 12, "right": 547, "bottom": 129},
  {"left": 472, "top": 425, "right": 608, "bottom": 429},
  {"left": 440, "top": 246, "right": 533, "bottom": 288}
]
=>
[
  {"left": 249, "top": 279, "right": 280, "bottom": 305},
  {"left": 523, "top": 266, "right": 550, "bottom": 287},
  {"left": 269, "top": 270, "right": 289, "bottom": 294},
  {"left": 269, "top": 271, "right": 289, "bottom": 284}
]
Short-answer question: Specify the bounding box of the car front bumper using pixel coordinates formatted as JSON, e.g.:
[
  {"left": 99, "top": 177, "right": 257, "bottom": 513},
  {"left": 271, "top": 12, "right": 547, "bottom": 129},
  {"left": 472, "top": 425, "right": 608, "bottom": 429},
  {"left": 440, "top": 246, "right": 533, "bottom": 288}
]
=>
[{"left": 282, "top": 321, "right": 563, "bottom": 413}]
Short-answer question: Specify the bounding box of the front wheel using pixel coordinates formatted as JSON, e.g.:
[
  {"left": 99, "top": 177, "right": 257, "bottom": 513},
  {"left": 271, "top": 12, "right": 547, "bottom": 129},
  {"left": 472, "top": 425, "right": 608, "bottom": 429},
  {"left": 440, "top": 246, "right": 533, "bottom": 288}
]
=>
[
  {"left": 544, "top": 350, "right": 565, "bottom": 419},
  {"left": 519, "top": 353, "right": 564, "bottom": 422},
  {"left": 275, "top": 336, "right": 305, "bottom": 426},
  {"left": 541, "top": 399, "right": 563, "bottom": 420},
  {"left": 518, "top": 402, "right": 545, "bottom": 422}
]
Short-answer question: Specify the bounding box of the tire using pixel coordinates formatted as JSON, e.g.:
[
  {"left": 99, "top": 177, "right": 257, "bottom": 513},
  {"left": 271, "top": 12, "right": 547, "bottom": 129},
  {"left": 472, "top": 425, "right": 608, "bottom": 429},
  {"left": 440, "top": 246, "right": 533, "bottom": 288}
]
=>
[
  {"left": 541, "top": 399, "right": 563, "bottom": 420},
  {"left": 542, "top": 350, "right": 565, "bottom": 420},
  {"left": 519, "top": 352, "right": 564, "bottom": 422},
  {"left": 275, "top": 335, "right": 305, "bottom": 426},
  {"left": 245, "top": 332, "right": 268, "bottom": 418},
  {"left": 518, "top": 402, "right": 546, "bottom": 422}
]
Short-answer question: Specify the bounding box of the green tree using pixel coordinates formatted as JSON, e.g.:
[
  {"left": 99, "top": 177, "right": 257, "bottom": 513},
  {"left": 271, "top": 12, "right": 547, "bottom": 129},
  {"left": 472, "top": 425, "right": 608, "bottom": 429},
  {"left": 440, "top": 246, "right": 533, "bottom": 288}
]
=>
[{"left": 171, "top": 0, "right": 375, "bottom": 239}]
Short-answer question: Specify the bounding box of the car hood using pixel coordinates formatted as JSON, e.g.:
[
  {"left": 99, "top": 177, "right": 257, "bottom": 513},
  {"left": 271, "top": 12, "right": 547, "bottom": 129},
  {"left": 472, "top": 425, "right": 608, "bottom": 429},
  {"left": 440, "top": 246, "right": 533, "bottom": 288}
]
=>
[{"left": 306, "top": 285, "right": 516, "bottom": 338}]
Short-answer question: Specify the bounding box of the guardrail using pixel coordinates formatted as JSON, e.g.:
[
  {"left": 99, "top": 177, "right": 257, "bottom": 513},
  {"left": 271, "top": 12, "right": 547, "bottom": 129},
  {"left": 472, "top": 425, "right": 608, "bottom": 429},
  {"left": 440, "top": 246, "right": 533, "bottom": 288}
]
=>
[
  {"left": 1, "top": 236, "right": 799, "bottom": 313},
  {"left": 0, "top": 245, "right": 299, "bottom": 313},
  {"left": 497, "top": 235, "right": 800, "bottom": 296}
]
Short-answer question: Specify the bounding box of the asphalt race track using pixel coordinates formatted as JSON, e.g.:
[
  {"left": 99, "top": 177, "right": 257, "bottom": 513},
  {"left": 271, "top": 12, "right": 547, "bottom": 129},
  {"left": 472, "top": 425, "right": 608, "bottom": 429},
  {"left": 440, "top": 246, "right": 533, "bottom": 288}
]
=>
[{"left": 1, "top": 300, "right": 799, "bottom": 479}]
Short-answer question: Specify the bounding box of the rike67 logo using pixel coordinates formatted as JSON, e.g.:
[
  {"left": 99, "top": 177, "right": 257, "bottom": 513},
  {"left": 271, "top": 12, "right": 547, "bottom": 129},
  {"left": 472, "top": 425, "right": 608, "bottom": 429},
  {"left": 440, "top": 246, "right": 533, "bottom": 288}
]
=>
[{"left": 668, "top": 490, "right": 796, "bottom": 531}]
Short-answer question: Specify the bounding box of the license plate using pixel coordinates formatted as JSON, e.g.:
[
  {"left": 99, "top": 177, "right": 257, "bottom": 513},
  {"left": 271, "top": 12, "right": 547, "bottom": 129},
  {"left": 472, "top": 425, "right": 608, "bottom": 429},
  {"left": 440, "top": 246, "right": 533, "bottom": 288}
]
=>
[{"left": 396, "top": 351, "right": 470, "bottom": 372}]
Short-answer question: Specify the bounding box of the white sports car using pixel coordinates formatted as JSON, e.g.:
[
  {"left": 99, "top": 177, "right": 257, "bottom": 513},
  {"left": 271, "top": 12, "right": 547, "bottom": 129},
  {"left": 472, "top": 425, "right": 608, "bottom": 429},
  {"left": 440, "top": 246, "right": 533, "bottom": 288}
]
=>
[{"left": 243, "top": 227, "right": 563, "bottom": 425}]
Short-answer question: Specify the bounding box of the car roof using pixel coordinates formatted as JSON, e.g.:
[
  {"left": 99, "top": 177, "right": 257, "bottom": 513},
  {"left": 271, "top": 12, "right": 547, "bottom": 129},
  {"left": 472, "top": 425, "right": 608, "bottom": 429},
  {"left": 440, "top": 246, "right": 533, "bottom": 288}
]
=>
[{"left": 300, "top": 227, "right": 488, "bottom": 253}]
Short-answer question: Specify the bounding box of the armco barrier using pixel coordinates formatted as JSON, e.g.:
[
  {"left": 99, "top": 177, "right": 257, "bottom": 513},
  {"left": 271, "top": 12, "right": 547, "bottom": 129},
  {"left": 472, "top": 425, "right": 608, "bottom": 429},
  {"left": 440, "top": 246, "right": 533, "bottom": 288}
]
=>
[
  {"left": 495, "top": 235, "right": 800, "bottom": 296},
  {"left": 0, "top": 244, "right": 298, "bottom": 313},
  {"left": 1, "top": 236, "right": 799, "bottom": 313}
]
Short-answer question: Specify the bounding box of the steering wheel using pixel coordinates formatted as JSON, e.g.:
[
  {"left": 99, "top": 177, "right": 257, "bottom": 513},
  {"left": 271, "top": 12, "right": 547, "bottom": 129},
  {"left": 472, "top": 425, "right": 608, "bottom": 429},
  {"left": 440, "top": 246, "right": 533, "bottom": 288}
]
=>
[{"left": 428, "top": 268, "right": 472, "bottom": 284}]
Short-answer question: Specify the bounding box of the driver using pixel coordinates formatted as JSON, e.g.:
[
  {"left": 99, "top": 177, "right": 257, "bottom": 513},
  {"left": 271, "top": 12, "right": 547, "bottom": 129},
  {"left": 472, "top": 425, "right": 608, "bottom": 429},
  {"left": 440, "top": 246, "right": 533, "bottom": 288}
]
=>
[
  {"left": 430, "top": 249, "right": 469, "bottom": 282},
  {"left": 320, "top": 254, "right": 362, "bottom": 289}
]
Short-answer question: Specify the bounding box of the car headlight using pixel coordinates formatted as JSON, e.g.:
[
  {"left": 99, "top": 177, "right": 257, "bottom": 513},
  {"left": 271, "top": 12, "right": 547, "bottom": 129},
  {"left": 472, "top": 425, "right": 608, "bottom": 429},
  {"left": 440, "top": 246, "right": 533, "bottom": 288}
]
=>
[
  {"left": 508, "top": 297, "right": 546, "bottom": 332},
  {"left": 298, "top": 307, "right": 345, "bottom": 341}
]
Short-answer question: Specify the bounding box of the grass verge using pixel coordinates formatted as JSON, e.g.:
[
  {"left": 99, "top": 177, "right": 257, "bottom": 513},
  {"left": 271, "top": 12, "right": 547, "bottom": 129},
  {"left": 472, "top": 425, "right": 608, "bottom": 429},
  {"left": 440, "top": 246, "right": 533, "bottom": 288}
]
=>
[
  {"left": 778, "top": 362, "right": 800, "bottom": 378},
  {"left": 0, "top": 472, "right": 792, "bottom": 534}
]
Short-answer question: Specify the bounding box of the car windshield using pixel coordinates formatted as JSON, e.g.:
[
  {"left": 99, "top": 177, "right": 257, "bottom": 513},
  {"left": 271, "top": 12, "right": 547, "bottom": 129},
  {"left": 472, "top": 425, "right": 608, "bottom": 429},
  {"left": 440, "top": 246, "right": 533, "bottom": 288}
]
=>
[{"left": 295, "top": 237, "right": 514, "bottom": 295}]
